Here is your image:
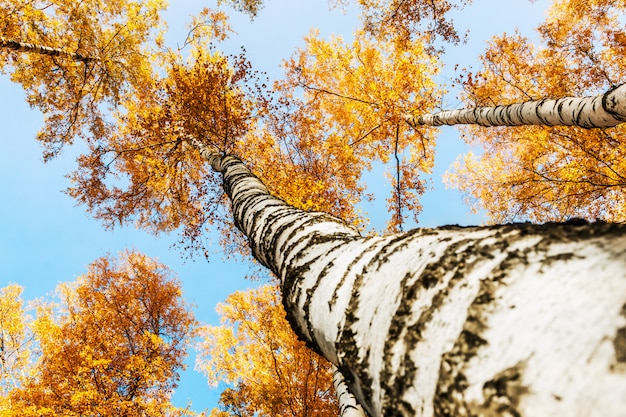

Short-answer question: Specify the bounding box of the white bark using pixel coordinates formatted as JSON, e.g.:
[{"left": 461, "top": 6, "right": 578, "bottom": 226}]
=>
[
  {"left": 407, "top": 83, "right": 626, "bottom": 128},
  {"left": 0, "top": 37, "right": 93, "bottom": 63},
  {"left": 201, "top": 147, "right": 626, "bottom": 417},
  {"left": 332, "top": 365, "right": 368, "bottom": 417}
]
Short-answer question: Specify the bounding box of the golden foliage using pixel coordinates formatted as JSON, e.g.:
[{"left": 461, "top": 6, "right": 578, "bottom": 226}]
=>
[
  {"left": 347, "top": 0, "right": 470, "bottom": 47},
  {"left": 2, "top": 252, "right": 197, "bottom": 417},
  {"left": 216, "top": 0, "right": 469, "bottom": 47},
  {"left": 0, "top": 0, "right": 167, "bottom": 159},
  {"left": 447, "top": 0, "right": 626, "bottom": 222},
  {"left": 66, "top": 45, "right": 262, "bottom": 254},
  {"left": 254, "top": 29, "right": 441, "bottom": 231},
  {"left": 196, "top": 285, "right": 338, "bottom": 417},
  {"left": 217, "top": 0, "right": 265, "bottom": 19},
  {"left": 0, "top": 284, "right": 32, "bottom": 409},
  {"left": 65, "top": 19, "right": 442, "bottom": 252}
]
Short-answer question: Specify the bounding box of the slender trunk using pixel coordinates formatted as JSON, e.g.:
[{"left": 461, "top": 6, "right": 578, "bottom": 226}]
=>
[
  {"left": 332, "top": 365, "right": 367, "bottom": 417},
  {"left": 0, "top": 37, "right": 94, "bottom": 63},
  {"left": 198, "top": 144, "right": 626, "bottom": 417},
  {"left": 407, "top": 83, "right": 626, "bottom": 128}
]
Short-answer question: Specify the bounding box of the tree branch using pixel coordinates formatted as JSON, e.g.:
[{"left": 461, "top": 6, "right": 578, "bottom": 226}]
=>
[{"left": 0, "top": 37, "right": 95, "bottom": 63}]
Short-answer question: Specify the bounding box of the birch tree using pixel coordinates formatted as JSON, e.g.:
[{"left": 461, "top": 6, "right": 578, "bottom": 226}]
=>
[
  {"left": 3, "top": 1, "right": 626, "bottom": 416},
  {"left": 440, "top": 0, "right": 626, "bottom": 224},
  {"left": 194, "top": 145, "right": 626, "bottom": 417},
  {"left": 407, "top": 83, "right": 626, "bottom": 129}
]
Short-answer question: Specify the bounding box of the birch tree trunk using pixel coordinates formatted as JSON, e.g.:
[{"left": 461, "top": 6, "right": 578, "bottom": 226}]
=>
[
  {"left": 198, "top": 145, "right": 626, "bottom": 417},
  {"left": 0, "top": 37, "right": 94, "bottom": 62},
  {"left": 407, "top": 83, "right": 626, "bottom": 128}
]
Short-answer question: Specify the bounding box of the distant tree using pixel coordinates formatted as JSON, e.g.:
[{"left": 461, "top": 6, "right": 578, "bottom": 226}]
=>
[
  {"left": 216, "top": 0, "right": 265, "bottom": 19},
  {"left": 217, "top": 0, "right": 469, "bottom": 47},
  {"left": 0, "top": 0, "right": 166, "bottom": 159},
  {"left": 0, "top": 284, "right": 32, "bottom": 408},
  {"left": 197, "top": 285, "right": 339, "bottom": 417},
  {"left": 5, "top": 251, "right": 197, "bottom": 417}
]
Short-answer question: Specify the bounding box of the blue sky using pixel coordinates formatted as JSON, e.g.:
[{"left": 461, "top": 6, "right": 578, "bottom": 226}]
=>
[{"left": 0, "top": 0, "right": 548, "bottom": 412}]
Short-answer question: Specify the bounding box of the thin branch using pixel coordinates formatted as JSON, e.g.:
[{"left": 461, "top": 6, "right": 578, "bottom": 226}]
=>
[
  {"left": 298, "top": 81, "right": 378, "bottom": 107},
  {"left": 394, "top": 124, "right": 403, "bottom": 232}
]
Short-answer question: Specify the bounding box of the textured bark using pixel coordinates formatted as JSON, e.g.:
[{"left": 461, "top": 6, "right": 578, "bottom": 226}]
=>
[
  {"left": 199, "top": 145, "right": 626, "bottom": 417},
  {"left": 0, "top": 37, "right": 94, "bottom": 62},
  {"left": 332, "top": 365, "right": 367, "bottom": 417},
  {"left": 407, "top": 83, "right": 626, "bottom": 128}
]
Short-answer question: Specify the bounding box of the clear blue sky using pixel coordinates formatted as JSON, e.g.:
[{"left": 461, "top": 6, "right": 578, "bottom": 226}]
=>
[{"left": 0, "top": 0, "right": 548, "bottom": 413}]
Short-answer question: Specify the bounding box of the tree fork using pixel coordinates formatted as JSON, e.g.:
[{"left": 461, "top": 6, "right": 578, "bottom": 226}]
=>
[{"left": 196, "top": 143, "right": 626, "bottom": 417}]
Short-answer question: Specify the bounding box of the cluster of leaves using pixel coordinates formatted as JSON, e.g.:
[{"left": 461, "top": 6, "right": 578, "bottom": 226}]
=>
[
  {"left": 217, "top": 0, "right": 266, "bottom": 20},
  {"left": 49, "top": 3, "right": 445, "bottom": 255},
  {"left": 0, "top": 251, "right": 197, "bottom": 417},
  {"left": 243, "top": 29, "right": 441, "bottom": 231},
  {"left": 0, "top": 285, "right": 31, "bottom": 399},
  {"left": 67, "top": 45, "right": 264, "bottom": 254},
  {"left": 196, "top": 285, "right": 338, "bottom": 417},
  {"left": 447, "top": 0, "right": 626, "bottom": 222},
  {"left": 348, "top": 0, "right": 471, "bottom": 48},
  {"left": 0, "top": 0, "right": 167, "bottom": 160},
  {"left": 222, "top": 0, "right": 471, "bottom": 47}
]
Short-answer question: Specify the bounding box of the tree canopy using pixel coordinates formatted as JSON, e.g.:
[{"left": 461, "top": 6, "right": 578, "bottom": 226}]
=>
[
  {"left": 446, "top": 0, "right": 626, "bottom": 223},
  {"left": 1, "top": 1, "right": 444, "bottom": 256},
  {"left": 197, "top": 285, "right": 338, "bottom": 416},
  {"left": 1, "top": 251, "right": 196, "bottom": 417}
]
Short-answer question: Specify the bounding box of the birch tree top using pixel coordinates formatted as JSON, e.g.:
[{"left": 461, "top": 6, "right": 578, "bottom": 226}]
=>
[{"left": 5, "top": 0, "right": 624, "bottom": 252}]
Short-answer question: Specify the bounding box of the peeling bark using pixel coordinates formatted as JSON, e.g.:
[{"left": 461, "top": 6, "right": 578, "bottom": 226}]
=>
[
  {"left": 407, "top": 83, "right": 626, "bottom": 128},
  {"left": 198, "top": 144, "right": 626, "bottom": 417},
  {"left": 0, "top": 37, "right": 94, "bottom": 63}
]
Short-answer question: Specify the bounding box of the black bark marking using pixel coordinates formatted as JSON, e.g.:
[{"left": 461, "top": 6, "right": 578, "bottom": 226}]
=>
[
  {"left": 262, "top": 206, "right": 305, "bottom": 265},
  {"left": 614, "top": 303, "right": 626, "bottom": 365},
  {"left": 603, "top": 83, "right": 626, "bottom": 122},
  {"left": 280, "top": 214, "right": 355, "bottom": 274},
  {"left": 300, "top": 236, "right": 352, "bottom": 346},
  {"left": 472, "top": 362, "right": 528, "bottom": 417},
  {"left": 380, "top": 238, "right": 479, "bottom": 416},
  {"left": 281, "top": 232, "right": 353, "bottom": 353},
  {"left": 328, "top": 236, "right": 380, "bottom": 311},
  {"left": 248, "top": 202, "right": 293, "bottom": 265},
  {"left": 433, "top": 243, "right": 529, "bottom": 417},
  {"left": 267, "top": 210, "right": 328, "bottom": 272},
  {"left": 333, "top": 230, "right": 428, "bottom": 416}
]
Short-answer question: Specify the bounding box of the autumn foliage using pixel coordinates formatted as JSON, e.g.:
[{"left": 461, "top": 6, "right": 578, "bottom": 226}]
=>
[
  {"left": 58, "top": 11, "right": 443, "bottom": 255},
  {"left": 3, "top": 0, "right": 626, "bottom": 414},
  {"left": 196, "top": 285, "right": 338, "bottom": 417},
  {"left": 0, "top": 0, "right": 167, "bottom": 160},
  {"left": 0, "top": 285, "right": 31, "bottom": 401},
  {"left": 0, "top": 251, "right": 196, "bottom": 417},
  {"left": 447, "top": 0, "right": 626, "bottom": 222}
]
